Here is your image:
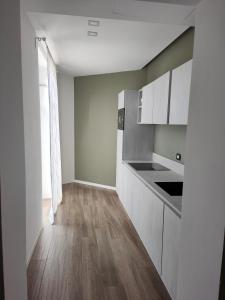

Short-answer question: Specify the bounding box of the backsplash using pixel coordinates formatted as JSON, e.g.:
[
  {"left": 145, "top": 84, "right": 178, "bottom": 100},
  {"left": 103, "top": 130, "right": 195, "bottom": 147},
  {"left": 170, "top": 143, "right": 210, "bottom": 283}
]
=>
[{"left": 153, "top": 125, "right": 187, "bottom": 164}]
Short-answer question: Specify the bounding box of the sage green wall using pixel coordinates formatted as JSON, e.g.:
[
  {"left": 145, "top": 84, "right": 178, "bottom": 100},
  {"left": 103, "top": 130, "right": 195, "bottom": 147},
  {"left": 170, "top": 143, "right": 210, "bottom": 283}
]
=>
[
  {"left": 74, "top": 28, "right": 194, "bottom": 186},
  {"left": 74, "top": 70, "right": 146, "bottom": 186},
  {"left": 145, "top": 28, "right": 195, "bottom": 163}
]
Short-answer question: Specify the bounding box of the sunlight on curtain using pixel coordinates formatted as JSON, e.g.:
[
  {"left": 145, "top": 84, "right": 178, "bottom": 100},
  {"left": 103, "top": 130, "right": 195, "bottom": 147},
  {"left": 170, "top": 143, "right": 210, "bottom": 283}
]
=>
[{"left": 47, "top": 54, "right": 62, "bottom": 224}]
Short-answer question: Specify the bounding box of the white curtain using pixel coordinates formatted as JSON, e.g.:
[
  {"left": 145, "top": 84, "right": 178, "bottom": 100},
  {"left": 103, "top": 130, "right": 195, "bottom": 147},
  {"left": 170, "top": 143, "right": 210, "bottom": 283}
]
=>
[{"left": 47, "top": 53, "right": 62, "bottom": 224}]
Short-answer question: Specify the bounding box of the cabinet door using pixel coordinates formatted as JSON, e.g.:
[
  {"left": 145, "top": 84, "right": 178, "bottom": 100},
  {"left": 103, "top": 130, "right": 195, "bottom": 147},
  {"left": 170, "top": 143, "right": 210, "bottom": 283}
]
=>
[
  {"left": 121, "top": 164, "right": 129, "bottom": 213},
  {"left": 124, "top": 167, "right": 134, "bottom": 219},
  {"left": 130, "top": 176, "right": 143, "bottom": 233},
  {"left": 169, "top": 60, "right": 192, "bottom": 125},
  {"left": 116, "top": 130, "right": 123, "bottom": 199},
  {"left": 139, "top": 183, "right": 164, "bottom": 274},
  {"left": 153, "top": 71, "right": 170, "bottom": 124},
  {"left": 141, "top": 83, "right": 154, "bottom": 124},
  {"left": 120, "top": 166, "right": 144, "bottom": 234},
  {"left": 118, "top": 91, "right": 125, "bottom": 109},
  {"left": 162, "top": 206, "right": 181, "bottom": 300}
]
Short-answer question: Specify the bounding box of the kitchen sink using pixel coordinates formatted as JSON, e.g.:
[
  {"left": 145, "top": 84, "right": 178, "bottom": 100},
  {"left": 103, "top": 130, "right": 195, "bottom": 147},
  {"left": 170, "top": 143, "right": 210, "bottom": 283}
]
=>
[
  {"left": 155, "top": 181, "right": 183, "bottom": 196},
  {"left": 128, "top": 162, "right": 169, "bottom": 171}
]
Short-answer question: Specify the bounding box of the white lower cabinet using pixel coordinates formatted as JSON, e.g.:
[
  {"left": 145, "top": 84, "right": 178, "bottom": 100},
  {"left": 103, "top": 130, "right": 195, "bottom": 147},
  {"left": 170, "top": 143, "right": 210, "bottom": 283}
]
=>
[
  {"left": 118, "top": 165, "right": 180, "bottom": 300},
  {"left": 120, "top": 165, "right": 137, "bottom": 220},
  {"left": 124, "top": 166, "right": 133, "bottom": 218},
  {"left": 121, "top": 165, "right": 164, "bottom": 274},
  {"left": 161, "top": 206, "right": 181, "bottom": 300},
  {"left": 130, "top": 177, "right": 143, "bottom": 234},
  {"left": 138, "top": 183, "right": 164, "bottom": 274},
  {"left": 120, "top": 163, "right": 128, "bottom": 211}
]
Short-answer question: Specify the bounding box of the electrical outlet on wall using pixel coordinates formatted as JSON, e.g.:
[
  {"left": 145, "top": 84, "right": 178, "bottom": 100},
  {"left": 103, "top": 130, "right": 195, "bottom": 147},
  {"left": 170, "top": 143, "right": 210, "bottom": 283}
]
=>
[{"left": 176, "top": 153, "right": 182, "bottom": 161}]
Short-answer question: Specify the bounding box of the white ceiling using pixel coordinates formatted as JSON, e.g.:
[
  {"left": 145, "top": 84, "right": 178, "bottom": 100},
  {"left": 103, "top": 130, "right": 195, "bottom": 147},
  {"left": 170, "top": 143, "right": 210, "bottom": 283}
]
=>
[
  {"left": 30, "top": 13, "right": 188, "bottom": 77},
  {"left": 25, "top": 0, "right": 198, "bottom": 25}
]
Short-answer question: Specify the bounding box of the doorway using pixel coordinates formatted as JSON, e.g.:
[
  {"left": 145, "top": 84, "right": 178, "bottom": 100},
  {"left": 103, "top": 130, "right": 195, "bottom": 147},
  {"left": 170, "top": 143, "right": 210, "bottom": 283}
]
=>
[
  {"left": 0, "top": 183, "right": 5, "bottom": 300},
  {"left": 38, "top": 47, "right": 52, "bottom": 224},
  {"left": 219, "top": 234, "right": 225, "bottom": 300}
]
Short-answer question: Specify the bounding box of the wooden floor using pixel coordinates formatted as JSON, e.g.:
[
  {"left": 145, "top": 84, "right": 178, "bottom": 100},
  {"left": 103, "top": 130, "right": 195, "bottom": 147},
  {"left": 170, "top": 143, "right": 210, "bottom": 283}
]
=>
[{"left": 28, "top": 183, "right": 171, "bottom": 300}]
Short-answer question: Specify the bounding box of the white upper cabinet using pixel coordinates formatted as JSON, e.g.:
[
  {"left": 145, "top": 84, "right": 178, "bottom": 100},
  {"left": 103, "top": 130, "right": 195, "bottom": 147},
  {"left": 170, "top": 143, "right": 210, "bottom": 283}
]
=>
[
  {"left": 138, "top": 71, "right": 170, "bottom": 124},
  {"left": 138, "top": 60, "right": 192, "bottom": 125},
  {"left": 153, "top": 71, "right": 170, "bottom": 124},
  {"left": 169, "top": 60, "right": 193, "bottom": 125},
  {"left": 140, "top": 83, "right": 154, "bottom": 124}
]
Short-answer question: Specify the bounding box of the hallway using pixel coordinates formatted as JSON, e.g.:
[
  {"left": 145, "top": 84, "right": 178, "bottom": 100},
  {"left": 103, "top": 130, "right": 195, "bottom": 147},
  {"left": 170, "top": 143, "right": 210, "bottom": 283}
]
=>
[{"left": 28, "top": 183, "right": 171, "bottom": 300}]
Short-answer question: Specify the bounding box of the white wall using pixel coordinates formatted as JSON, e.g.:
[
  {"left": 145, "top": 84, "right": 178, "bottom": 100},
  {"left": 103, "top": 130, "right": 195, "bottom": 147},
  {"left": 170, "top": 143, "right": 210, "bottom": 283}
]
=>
[
  {"left": 177, "top": 0, "right": 225, "bottom": 299},
  {"left": 0, "top": 1, "right": 27, "bottom": 299},
  {"left": 20, "top": 8, "right": 43, "bottom": 264},
  {"left": 58, "top": 73, "right": 75, "bottom": 184}
]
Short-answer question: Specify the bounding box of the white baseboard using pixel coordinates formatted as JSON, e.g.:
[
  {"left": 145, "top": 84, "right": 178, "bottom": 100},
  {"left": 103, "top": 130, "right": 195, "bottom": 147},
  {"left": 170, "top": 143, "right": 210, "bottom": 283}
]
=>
[
  {"left": 152, "top": 153, "right": 184, "bottom": 176},
  {"left": 74, "top": 179, "right": 116, "bottom": 191},
  {"left": 26, "top": 226, "right": 43, "bottom": 267}
]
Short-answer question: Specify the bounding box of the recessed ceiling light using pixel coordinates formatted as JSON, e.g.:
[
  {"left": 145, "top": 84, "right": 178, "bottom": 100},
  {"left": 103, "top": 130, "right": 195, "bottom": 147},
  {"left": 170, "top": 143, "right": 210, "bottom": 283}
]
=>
[
  {"left": 88, "top": 31, "right": 98, "bottom": 37},
  {"left": 88, "top": 20, "right": 100, "bottom": 27}
]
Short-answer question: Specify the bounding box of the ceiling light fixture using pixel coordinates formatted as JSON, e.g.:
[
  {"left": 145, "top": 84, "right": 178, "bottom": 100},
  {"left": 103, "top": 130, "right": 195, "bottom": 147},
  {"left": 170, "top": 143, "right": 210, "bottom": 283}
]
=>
[
  {"left": 88, "top": 31, "right": 98, "bottom": 37},
  {"left": 88, "top": 20, "right": 100, "bottom": 27}
]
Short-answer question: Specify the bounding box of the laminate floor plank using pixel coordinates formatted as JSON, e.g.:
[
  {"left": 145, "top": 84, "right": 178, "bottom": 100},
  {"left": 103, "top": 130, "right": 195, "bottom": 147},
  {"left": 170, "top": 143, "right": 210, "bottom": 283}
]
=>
[
  {"left": 27, "top": 259, "right": 46, "bottom": 300},
  {"left": 28, "top": 183, "right": 171, "bottom": 300}
]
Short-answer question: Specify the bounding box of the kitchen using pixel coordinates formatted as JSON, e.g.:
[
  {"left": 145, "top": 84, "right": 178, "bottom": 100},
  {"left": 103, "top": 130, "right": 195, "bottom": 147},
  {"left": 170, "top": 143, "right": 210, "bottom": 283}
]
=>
[
  {"left": 33, "top": 19, "right": 194, "bottom": 299},
  {"left": 2, "top": 1, "right": 225, "bottom": 299},
  {"left": 116, "top": 50, "right": 192, "bottom": 300},
  {"left": 42, "top": 21, "right": 195, "bottom": 300}
]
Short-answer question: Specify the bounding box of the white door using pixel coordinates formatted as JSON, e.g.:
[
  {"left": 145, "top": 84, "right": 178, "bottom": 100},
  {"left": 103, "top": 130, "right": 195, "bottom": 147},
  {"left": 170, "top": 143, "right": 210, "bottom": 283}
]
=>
[
  {"left": 153, "top": 71, "right": 170, "bottom": 124},
  {"left": 169, "top": 60, "right": 192, "bottom": 125}
]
